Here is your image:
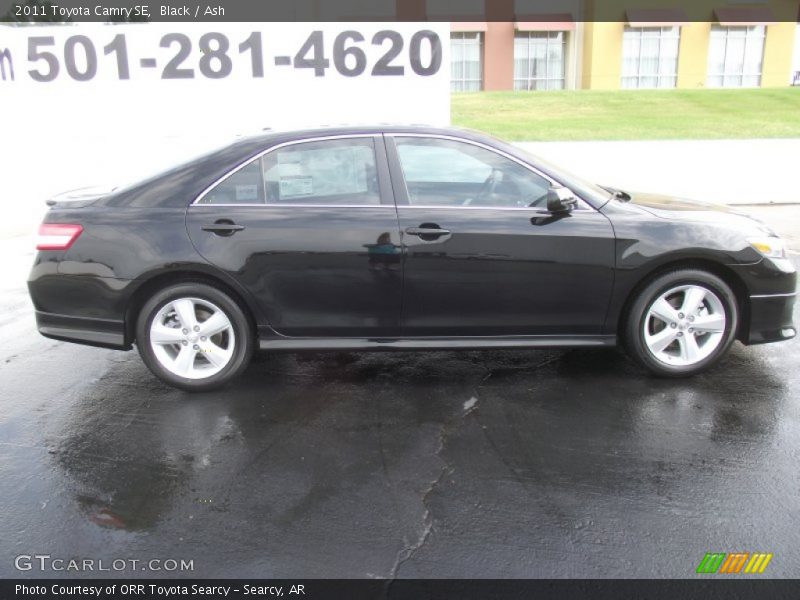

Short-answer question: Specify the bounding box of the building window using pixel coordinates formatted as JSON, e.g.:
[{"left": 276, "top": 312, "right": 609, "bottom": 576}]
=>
[
  {"left": 450, "top": 32, "right": 482, "bottom": 92},
  {"left": 513, "top": 31, "right": 566, "bottom": 91},
  {"left": 621, "top": 26, "right": 680, "bottom": 89},
  {"left": 707, "top": 25, "right": 766, "bottom": 88}
]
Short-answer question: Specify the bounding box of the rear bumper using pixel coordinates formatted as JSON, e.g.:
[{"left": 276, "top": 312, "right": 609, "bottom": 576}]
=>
[
  {"left": 28, "top": 270, "right": 137, "bottom": 350},
  {"left": 35, "top": 310, "right": 130, "bottom": 350},
  {"left": 742, "top": 292, "right": 797, "bottom": 345}
]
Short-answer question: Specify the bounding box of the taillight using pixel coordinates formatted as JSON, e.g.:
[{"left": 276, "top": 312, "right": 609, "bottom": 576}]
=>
[{"left": 36, "top": 224, "right": 84, "bottom": 250}]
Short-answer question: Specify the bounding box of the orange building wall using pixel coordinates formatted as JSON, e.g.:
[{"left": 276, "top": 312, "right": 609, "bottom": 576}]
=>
[{"left": 484, "top": 22, "right": 516, "bottom": 90}]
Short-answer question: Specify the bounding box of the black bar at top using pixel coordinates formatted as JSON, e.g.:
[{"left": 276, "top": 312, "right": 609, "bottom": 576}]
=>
[{"left": 1, "top": 0, "right": 798, "bottom": 23}]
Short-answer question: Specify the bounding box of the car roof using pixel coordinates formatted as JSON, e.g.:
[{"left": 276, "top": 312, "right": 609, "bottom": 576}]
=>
[
  {"left": 104, "top": 124, "right": 499, "bottom": 209},
  {"left": 105, "top": 124, "right": 608, "bottom": 210},
  {"left": 239, "top": 124, "right": 495, "bottom": 146}
]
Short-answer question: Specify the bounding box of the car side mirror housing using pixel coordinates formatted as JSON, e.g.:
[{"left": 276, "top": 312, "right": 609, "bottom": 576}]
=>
[{"left": 547, "top": 186, "right": 578, "bottom": 213}]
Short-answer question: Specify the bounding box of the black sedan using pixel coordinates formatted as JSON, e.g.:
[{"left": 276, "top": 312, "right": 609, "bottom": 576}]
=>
[{"left": 28, "top": 126, "right": 797, "bottom": 391}]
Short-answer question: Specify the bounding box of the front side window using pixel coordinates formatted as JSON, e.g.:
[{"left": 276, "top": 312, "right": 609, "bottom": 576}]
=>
[
  {"left": 707, "top": 25, "right": 766, "bottom": 88},
  {"left": 450, "top": 32, "right": 483, "bottom": 92},
  {"left": 513, "top": 31, "right": 566, "bottom": 91},
  {"left": 394, "top": 137, "right": 553, "bottom": 209},
  {"left": 198, "top": 138, "right": 380, "bottom": 206},
  {"left": 621, "top": 26, "right": 680, "bottom": 89}
]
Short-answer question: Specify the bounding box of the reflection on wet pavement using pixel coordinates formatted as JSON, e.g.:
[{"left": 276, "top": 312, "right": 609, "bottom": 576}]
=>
[{"left": 0, "top": 263, "right": 798, "bottom": 579}]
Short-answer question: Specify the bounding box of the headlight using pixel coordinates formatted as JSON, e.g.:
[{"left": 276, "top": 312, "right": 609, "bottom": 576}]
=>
[{"left": 747, "top": 237, "right": 787, "bottom": 259}]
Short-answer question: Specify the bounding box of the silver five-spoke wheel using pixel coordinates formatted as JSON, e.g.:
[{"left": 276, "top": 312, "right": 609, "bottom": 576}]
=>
[
  {"left": 149, "top": 297, "right": 235, "bottom": 379},
  {"left": 643, "top": 284, "right": 726, "bottom": 367}
]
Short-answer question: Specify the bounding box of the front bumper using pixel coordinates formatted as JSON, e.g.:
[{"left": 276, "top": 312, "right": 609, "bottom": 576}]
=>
[
  {"left": 743, "top": 292, "right": 797, "bottom": 345},
  {"left": 728, "top": 257, "right": 796, "bottom": 345}
]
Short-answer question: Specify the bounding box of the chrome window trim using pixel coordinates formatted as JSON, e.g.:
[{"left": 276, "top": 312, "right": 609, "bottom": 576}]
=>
[
  {"left": 190, "top": 203, "right": 575, "bottom": 213},
  {"left": 396, "top": 205, "right": 571, "bottom": 213},
  {"left": 387, "top": 133, "right": 595, "bottom": 212},
  {"left": 191, "top": 133, "right": 384, "bottom": 207},
  {"left": 191, "top": 130, "right": 596, "bottom": 213},
  {"left": 190, "top": 203, "right": 397, "bottom": 209}
]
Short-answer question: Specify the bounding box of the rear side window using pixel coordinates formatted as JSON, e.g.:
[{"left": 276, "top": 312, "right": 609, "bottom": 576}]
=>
[
  {"left": 263, "top": 138, "right": 379, "bottom": 205},
  {"left": 197, "top": 137, "right": 380, "bottom": 206},
  {"left": 198, "top": 160, "right": 264, "bottom": 205}
]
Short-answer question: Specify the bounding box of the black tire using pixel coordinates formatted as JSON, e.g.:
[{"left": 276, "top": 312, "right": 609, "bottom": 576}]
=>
[
  {"left": 136, "top": 282, "right": 254, "bottom": 391},
  {"left": 624, "top": 269, "right": 739, "bottom": 377}
]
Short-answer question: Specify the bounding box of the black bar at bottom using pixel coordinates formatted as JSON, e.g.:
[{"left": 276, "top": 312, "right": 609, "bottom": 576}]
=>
[{"left": 3, "top": 579, "right": 800, "bottom": 600}]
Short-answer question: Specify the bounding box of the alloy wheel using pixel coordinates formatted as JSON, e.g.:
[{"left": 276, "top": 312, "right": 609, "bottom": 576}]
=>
[
  {"left": 149, "top": 297, "right": 235, "bottom": 379},
  {"left": 643, "top": 284, "right": 727, "bottom": 367}
]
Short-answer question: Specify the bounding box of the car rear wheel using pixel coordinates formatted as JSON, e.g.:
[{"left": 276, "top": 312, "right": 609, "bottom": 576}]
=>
[
  {"left": 136, "top": 283, "right": 254, "bottom": 391},
  {"left": 624, "top": 269, "right": 738, "bottom": 377}
]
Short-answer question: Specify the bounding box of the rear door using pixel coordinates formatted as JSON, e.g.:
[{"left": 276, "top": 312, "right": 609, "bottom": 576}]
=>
[
  {"left": 386, "top": 134, "right": 616, "bottom": 337},
  {"left": 186, "top": 134, "right": 403, "bottom": 337}
]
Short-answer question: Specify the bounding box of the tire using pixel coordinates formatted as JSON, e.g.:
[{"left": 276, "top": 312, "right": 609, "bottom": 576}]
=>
[
  {"left": 624, "top": 269, "right": 739, "bottom": 377},
  {"left": 136, "top": 282, "right": 254, "bottom": 391}
]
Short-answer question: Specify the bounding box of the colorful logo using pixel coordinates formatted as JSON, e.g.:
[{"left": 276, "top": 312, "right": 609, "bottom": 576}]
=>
[{"left": 696, "top": 552, "right": 773, "bottom": 574}]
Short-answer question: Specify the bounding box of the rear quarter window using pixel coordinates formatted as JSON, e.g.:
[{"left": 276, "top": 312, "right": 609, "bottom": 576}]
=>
[{"left": 197, "top": 160, "right": 265, "bottom": 205}]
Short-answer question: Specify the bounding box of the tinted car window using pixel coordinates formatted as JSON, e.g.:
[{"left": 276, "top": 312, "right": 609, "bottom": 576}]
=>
[
  {"left": 263, "top": 138, "right": 380, "bottom": 205},
  {"left": 395, "top": 137, "right": 552, "bottom": 208},
  {"left": 198, "top": 159, "right": 265, "bottom": 205}
]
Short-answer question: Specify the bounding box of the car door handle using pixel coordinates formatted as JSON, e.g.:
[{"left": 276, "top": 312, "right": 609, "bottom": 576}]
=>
[
  {"left": 202, "top": 221, "right": 245, "bottom": 236},
  {"left": 405, "top": 227, "right": 450, "bottom": 237}
]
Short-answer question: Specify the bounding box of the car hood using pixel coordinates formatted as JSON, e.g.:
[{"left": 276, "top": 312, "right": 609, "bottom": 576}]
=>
[
  {"left": 624, "top": 191, "right": 775, "bottom": 236},
  {"left": 629, "top": 192, "right": 735, "bottom": 213}
]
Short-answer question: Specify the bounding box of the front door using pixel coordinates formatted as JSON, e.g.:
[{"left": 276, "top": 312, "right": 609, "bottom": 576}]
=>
[
  {"left": 186, "top": 135, "right": 402, "bottom": 337},
  {"left": 387, "top": 135, "right": 616, "bottom": 337}
]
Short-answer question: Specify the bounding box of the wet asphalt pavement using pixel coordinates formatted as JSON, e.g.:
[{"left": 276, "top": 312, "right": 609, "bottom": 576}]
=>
[{"left": 1, "top": 206, "right": 799, "bottom": 579}]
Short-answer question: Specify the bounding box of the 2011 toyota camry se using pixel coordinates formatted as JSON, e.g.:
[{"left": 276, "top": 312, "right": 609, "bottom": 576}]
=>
[{"left": 28, "top": 126, "right": 796, "bottom": 391}]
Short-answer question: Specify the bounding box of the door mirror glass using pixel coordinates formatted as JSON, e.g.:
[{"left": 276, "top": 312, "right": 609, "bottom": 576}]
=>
[{"left": 547, "top": 186, "right": 577, "bottom": 213}]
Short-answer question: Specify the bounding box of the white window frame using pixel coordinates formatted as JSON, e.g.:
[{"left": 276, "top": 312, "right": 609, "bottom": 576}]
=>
[
  {"left": 513, "top": 31, "right": 567, "bottom": 91},
  {"left": 450, "top": 32, "right": 483, "bottom": 92},
  {"left": 706, "top": 25, "right": 766, "bottom": 88},
  {"left": 621, "top": 26, "right": 681, "bottom": 89}
]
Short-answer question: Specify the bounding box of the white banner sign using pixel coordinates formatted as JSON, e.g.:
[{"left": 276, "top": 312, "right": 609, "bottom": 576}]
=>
[
  {"left": 0, "top": 22, "right": 450, "bottom": 234},
  {"left": 0, "top": 22, "right": 450, "bottom": 136}
]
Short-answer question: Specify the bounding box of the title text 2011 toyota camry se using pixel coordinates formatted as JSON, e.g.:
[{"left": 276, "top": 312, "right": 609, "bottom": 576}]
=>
[{"left": 28, "top": 126, "right": 797, "bottom": 391}]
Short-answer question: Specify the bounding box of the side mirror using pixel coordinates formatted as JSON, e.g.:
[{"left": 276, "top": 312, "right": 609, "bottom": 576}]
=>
[{"left": 547, "top": 186, "right": 578, "bottom": 213}]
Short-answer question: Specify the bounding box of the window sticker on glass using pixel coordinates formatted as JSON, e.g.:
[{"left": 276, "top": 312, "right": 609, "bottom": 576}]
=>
[
  {"left": 263, "top": 138, "right": 380, "bottom": 205},
  {"left": 235, "top": 184, "right": 259, "bottom": 202},
  {"left": 280, "top": 176, "right": 314, "bottom": 198}
]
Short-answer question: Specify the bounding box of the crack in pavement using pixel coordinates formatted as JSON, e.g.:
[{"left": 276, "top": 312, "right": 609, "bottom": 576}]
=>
[
  {"left": 386, "top": 355, "right": 563, "bottom": 583},
  {"left": 387, "top": 394, "right": 481, "bottom": 582}
]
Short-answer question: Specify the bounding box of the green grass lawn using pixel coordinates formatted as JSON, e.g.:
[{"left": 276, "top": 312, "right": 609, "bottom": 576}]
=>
[{"left": 451, "top": 88, "right": 800, "bottom": 141}]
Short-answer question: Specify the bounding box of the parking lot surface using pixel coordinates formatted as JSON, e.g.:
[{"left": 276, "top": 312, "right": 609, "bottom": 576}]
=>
[{"left": 0, "top": 206, "right": 798, "bottom": 578}]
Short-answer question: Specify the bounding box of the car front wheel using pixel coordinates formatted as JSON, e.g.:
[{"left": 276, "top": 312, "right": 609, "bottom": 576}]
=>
[
  {"left": 136, "top": 283, "right": 254, "bottom": 391},
  {"left": 624, "top": 269, "right": 739, "bottom": 377}
]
